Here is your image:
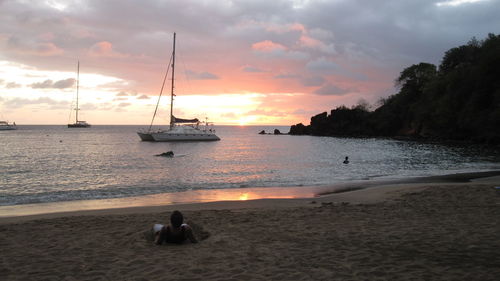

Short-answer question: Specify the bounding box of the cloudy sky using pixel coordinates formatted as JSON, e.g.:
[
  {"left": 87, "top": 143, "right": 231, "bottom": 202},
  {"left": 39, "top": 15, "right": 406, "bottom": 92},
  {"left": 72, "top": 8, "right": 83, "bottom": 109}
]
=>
[{"left": 0, "top": 0, "right": 499, "bottom": 125}]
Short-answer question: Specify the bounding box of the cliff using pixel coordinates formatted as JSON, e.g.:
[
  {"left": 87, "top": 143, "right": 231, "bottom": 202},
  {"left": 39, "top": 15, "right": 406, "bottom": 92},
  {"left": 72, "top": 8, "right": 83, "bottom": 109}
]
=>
[{"left": 290, "top": 34, "right": 500, "bottom": 144}]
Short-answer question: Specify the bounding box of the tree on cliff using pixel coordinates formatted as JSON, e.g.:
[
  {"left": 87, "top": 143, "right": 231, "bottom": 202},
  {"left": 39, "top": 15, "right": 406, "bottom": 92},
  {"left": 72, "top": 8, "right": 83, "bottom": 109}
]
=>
[
  {"left": 289, "top": 33, "right": 500, "bottom": 144},
  {"left": 373, "top": 62, "right": 437, "bottom": 136}
]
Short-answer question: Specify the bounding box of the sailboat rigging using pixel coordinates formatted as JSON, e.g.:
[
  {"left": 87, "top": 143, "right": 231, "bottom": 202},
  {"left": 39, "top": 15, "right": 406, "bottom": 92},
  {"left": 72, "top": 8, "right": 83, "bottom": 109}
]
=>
[
  {"left": 68, "top": 61, "right": 91, "bottom": 128},
  {"left": 137, "top": 54, "right": 173, "bottom": 141}
]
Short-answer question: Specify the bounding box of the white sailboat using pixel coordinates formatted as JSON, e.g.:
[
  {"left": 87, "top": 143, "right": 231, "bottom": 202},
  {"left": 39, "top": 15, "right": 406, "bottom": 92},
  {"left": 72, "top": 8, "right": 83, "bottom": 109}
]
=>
[
  {"left": 138, "top": 33, "right": 220, "bottom": 142},
  {"left": 68, "top": 61, "right": 90, "bottom": 128},
  {"left": 0, "top": 120, "right": 17, "bottom": 130}
]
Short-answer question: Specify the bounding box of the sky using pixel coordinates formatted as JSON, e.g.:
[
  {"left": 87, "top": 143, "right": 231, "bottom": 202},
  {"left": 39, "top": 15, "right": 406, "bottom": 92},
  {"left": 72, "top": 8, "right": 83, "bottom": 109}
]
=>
[{"left": 0, "top": 0, "right": 499, "bottom": 125}]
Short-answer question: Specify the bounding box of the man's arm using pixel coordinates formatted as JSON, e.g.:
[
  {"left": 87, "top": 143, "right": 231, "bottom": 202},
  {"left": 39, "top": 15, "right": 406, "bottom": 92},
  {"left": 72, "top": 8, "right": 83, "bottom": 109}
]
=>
[
  {"left": 155, "top": 227, "right": 166, "bottom": 245},
  {"left": 185, "top": 226, "right": 198, "bottom": 243}
]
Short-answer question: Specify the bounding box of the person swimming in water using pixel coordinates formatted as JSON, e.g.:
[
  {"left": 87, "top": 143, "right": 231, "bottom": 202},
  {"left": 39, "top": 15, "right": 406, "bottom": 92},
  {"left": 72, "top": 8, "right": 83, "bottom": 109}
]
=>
[
  {"left": 343, "top": 156, "right": 349, "bottom": 164},
  {"left": 154, "top": 210, "right": 197, "bottom": 245}
]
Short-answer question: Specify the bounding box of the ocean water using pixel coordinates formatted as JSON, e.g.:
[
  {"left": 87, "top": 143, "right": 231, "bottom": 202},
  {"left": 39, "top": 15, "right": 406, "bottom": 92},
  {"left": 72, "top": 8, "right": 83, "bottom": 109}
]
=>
[{"left": 1, "top": 125, "right": 499, "bottom": 206}]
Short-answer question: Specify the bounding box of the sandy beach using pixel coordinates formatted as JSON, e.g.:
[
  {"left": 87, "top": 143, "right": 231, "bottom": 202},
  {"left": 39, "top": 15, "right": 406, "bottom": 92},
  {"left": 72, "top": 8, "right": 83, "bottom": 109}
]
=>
[{"left": 1, "top": 174, "right": 499, "bottom": 280}]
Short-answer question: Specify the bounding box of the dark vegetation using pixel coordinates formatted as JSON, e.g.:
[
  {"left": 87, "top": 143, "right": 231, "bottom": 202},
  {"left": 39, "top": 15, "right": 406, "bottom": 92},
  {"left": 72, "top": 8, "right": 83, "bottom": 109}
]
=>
[{"left": 289, "top": 34, "right": 500, "bottom": 144}]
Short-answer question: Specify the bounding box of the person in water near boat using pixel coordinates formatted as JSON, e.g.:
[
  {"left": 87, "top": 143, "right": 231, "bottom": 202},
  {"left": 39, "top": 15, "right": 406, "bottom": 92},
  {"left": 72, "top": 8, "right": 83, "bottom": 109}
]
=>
[
  {"left": 155, "top": 151, "right": 174, "bottom": 157},
  {"left": 343, "top": 156, "right": 349, "bottom": 164},
  {"left": 154, "top": 210, "right": 198, "bottom": 245}
]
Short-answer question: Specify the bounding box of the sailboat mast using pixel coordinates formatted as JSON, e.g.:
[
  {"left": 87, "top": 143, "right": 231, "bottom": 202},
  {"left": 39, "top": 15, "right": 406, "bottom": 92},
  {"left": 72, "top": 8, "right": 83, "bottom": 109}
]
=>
[
  {"left": 76, "top": 61, "right": 80, "bottom": 123},
  {"left": 169, "top": 32, "right": 176, "bottom": 129}
]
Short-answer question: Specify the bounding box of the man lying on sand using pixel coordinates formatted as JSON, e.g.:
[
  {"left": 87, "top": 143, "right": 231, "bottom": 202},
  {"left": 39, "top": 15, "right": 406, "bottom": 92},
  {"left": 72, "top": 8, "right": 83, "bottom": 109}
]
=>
[{"left": 154, "top": 210, "right": 198, "bottom": 245}]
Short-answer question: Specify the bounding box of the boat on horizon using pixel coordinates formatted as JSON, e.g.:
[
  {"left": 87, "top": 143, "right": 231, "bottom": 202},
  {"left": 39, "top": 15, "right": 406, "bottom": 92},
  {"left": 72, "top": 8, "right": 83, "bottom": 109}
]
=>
[
  {"left": 68, "top": 61, "right": 91, "bottom": 128},
  {"left": 0, "top": 120, "right": 17, "bottom": 130},
  {"left": 137, "top": 33, "right": 219, "bottom": 142}
]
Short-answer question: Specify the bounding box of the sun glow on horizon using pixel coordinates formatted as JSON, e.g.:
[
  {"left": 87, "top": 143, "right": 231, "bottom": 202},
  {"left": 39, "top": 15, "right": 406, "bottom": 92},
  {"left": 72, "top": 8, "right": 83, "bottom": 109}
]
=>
[
  {"left": 1, "top": 61, "right": 309, "bottom": 125},
  {"left": 236, "top": 115, "right": 259, "bottom": 126},
  {"left": 238, "top": 193, "right": 249, "bottom": 200}
]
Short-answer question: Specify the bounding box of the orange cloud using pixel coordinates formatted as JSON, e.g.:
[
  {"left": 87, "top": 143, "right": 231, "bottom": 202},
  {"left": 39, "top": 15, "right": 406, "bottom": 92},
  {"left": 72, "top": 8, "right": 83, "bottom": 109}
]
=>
[
  {"left": 89, "top": 41, "right": 127, "bottom": 58},
  {"left": 252, "top": 40, "right": 287, "bottom": 52}
]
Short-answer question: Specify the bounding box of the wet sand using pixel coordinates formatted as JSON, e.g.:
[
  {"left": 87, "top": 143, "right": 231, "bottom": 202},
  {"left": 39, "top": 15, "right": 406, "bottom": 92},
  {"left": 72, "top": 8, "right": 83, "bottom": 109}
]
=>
[{"left": 1, "top": 173, "right": 499, "bottom": 280}]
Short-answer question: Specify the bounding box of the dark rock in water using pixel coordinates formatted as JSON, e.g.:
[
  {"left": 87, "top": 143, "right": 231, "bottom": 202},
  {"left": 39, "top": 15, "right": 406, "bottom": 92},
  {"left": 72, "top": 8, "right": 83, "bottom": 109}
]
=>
[
  {"left": 260, "top": 129, "right": 286, "bottom": 135},
  {"left": 155, "top": 151, "right": 174, "bottom": 157},
  {"left": 289, "top": 123, "right": 310, "bottom": 135}
]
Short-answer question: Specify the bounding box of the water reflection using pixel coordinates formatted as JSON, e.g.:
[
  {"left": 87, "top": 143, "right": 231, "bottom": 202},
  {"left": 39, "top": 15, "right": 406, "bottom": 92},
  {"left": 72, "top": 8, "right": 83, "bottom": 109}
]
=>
[
  {"left": 0, "top": 186, "right": 320, "bottom": 217},
  {"left": 1, "top": 125, "right": 499, "bottom": 206}
]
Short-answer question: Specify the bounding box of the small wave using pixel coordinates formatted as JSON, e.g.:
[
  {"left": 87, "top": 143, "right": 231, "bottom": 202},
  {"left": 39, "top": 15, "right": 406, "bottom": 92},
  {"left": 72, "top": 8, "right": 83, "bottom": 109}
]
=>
[
  {"left": 2, "top": 169, "right": 33, "bottom": 175},
  {"left": 366, "top": 174, "right": 390, "bottom": 179}
]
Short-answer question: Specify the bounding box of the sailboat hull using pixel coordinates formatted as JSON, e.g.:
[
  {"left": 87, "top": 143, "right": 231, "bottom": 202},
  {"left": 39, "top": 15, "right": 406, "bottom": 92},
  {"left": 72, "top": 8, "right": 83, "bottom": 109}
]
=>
[
  {"left": 151, "top": 126, "right": 220, "bottom": 142},
  {"left": 151, "top": 133, "right": 220, "bottom": 142},
  {"left": 137, "top": 132, "right": 155, "bottom": 141},
  {"left": 68, "top": 122, "right": 91, "bottom": 128},
  {"left": 68, "top": 124, "right": 91, "bottom": 128}
]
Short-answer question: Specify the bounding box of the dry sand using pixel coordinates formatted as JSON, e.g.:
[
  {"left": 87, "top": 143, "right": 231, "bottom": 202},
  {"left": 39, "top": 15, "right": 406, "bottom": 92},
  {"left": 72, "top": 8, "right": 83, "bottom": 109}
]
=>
[{"left": 1, "top": 177, "right": 499, "bottom": 280}]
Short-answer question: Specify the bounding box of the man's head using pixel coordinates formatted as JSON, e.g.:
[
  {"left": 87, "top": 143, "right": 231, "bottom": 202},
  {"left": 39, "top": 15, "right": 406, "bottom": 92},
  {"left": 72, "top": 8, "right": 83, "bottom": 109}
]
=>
[{"left": 170, "top": 210, "right": 184, "bottom": 228}]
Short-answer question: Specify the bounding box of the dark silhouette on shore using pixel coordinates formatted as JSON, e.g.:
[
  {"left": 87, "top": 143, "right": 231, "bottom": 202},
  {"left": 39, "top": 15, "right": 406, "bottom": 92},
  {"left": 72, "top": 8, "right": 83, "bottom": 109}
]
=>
[
  {"left": 155, "top": 151, "right": 174, "bottom": 157},
  {"left": 258, "top": 129, "right": 284, "bottom": 135},
  {"left": 155, "top": 211, "right": 197, "bottom": 245},
  {"left": 289, "top": 33, "right": 500, "bottom": 144}
]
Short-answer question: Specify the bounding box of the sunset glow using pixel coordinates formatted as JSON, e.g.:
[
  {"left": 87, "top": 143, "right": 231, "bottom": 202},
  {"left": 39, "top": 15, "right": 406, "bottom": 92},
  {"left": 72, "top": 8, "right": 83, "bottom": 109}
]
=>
[{"left": 1, "top": 0, "right": 497, "bottom": 125}]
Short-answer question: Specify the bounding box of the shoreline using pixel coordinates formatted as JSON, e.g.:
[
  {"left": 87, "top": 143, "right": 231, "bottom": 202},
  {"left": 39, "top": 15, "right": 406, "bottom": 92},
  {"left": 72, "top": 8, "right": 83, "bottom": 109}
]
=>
[{"left": 2, "top": 170, "right": 499, "bottom": 223}]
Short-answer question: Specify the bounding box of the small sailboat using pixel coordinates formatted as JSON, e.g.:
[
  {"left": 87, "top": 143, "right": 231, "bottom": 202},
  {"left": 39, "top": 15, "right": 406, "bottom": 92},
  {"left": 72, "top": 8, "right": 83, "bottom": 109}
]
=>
[
  {"left": 68, "top": 61, "right": 90, "bottom": 128},
  {"left": 0, "top": 120, "right": 17, "bottom": 130},
  {"left": 138, "top": 33, "right": 219, "bottom": 142}
]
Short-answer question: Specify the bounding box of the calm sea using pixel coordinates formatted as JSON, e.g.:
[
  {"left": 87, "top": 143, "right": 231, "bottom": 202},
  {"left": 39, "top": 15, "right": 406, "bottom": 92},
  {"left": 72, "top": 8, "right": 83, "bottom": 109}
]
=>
[{"left": 1, "top": 125, "right": 499, "bottom": 206}]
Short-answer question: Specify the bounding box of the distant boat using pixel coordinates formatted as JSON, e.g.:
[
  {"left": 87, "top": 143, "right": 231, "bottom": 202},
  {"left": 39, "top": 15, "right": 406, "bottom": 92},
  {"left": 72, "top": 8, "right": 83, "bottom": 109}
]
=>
[
  {"left": 137, "top": 33, "right": 219, "bottom": 142},
  {"left": 0, "top": 120, "right": 17, "bottom": 130},
  {"left": 68, "top": 61, "right": 91, "bottom": 128}
]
